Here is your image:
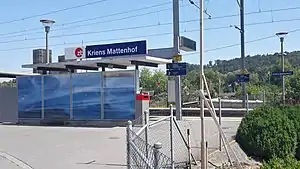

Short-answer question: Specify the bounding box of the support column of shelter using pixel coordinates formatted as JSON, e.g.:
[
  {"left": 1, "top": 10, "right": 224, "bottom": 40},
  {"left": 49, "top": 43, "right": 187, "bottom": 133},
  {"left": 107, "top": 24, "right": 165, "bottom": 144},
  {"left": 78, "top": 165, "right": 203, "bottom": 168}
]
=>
[
  {"left": 96, "top": 62, "right": 128, "bottom": 119},
  {"left": 38, "top": 67, "right": 70, "bottom": 120},
  {"left": 41, "top": 73, "right": 45, "bottom": 120},
  {"left": 101, "top": 67, "right": 105, "bottom": 119},
  {"left": 135, "top": 64, "right": 140, "bottom": 122},
  {"left": 69, "top": 69, "right": 73, "bottom": 120},
  {"left": 135, "top": 65, "right": 140, "bottom": 94}
]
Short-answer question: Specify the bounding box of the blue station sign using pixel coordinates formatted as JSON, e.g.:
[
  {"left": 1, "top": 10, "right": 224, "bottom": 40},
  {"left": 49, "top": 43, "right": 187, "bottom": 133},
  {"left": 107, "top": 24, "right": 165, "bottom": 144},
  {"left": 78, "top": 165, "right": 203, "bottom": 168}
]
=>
[
  {"left": 166, "top": 69, "right": 187, "bottom": 76},
  {"left": 166, "top": 62, "right": 187, "bottom": 70},
  {"left": 85, "top": 40, "right": 147, "bottom": 58},
  {"left": 236, "top": 74, "right": 250, "bottom": 83},
  {"left": 166, "top": 62, "right": 188, "bottom": 76},
  {"left": 271, "top": 71, "right": 294, "bottom": 76}
]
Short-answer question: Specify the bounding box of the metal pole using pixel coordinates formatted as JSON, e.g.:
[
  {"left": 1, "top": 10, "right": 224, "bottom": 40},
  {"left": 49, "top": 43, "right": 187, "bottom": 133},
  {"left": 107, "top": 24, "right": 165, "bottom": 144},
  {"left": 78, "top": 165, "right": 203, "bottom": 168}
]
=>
[
  {"left": 144, "top": 111, "right": 149, "bottom": 162},
  {"left": 199, "top": 0, "right": 206, "bottom": 168},
  {"left": 205, "top": 142, "right": 208, "bottom": 167},
  {"left": 280, "top": 37, "right": 285, "bottom": 104},
  {"left": 218, "top": 97, "right": 222, "bottom": 151},
  {"left": 170, "top": 104, "right": 175, "bottom": 169},
  {"left": 45, "top": 26, "right": 50, "bottom": 64},
  {"left": 154, "top": 142, "right": 162, "bottom": 169},
  {"left": 246, "top": 94, "right": 249, "bottom": 113},
  {"left": 218, "top": 77, "right": 221, "bottom": 97},
  {"left": 41, "top": 75, "right": 45, "bottom": 119},
  {"left": 240, "top": 0, "right": 246, "bottom": 108},
  {"left": 187, "top": 129, "right": 192, "bottom": 169},
  {"left": 126, "top": 121, "right": 132, "bottom": 169},
  {"left": 135, "top": 65, "right": 140, "bottom": 94},
  {"left": 172, "top": 0, "right": 182, "bottom": 120},
  {"left": 101, "top": 68, "right": 105, "bottom": 119},
  {"left": 69, "top": 72, "right": 73, "bottom": 120}
]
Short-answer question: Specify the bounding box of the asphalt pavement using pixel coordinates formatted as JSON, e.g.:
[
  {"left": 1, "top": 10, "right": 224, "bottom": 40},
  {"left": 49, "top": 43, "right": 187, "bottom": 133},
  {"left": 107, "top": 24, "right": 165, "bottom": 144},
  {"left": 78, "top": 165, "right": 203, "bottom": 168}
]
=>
[{"left": 0, "top": 117, "right": 242, "bottom": 169}]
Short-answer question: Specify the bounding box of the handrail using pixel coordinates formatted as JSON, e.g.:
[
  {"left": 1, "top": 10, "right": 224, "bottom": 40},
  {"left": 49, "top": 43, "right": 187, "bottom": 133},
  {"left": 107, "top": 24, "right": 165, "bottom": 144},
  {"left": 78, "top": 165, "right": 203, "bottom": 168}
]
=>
[
  {"left": 149, "top": 116, "right": 171, "bottom": 128},
  {"left": 135, "top": 116, "right": 171, "bottom": 138}
]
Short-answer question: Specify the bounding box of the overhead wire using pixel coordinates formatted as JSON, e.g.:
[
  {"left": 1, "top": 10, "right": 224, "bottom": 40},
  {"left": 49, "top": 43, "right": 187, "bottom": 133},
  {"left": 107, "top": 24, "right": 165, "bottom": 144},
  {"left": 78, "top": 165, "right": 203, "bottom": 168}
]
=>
[
  {"left": 1, "top": 3, "right": 189, "bottom": 39},
  {"left": 1, "top": 26, "right": 300, "bottom": 53},
  {"left": 186, "top": 28, "right": 300, "bottom": 54},
  {"left": 0, "top": 1, "right": 173, "bottom": 37},
  {"left": 1, "top": 17, "right": 300, "bottom": 44},
  {"left": 0, "top": 31, "right": 177, "bottom": 52},
  {"left": 0, "top": 0, "right": 110, "bottom": 25},
  {"left": 1, "top": 4, "right": 300, "bottom": 38},
  {"left": 0, "top": 1, "right": 300, "bottom": 54}
]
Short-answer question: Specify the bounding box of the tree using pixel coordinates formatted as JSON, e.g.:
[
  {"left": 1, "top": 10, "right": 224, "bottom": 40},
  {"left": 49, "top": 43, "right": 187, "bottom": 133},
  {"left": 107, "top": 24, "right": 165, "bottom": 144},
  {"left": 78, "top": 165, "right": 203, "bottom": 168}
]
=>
[
  {"left": 0, "top": 79, "right": 16, "bottom": 87},
  {"left": 287, "top": 69, "right": 300, "bottom": 100},
  {"left": 140, "top": 50, "right": 300, "bottom": 106},
  {"left": 140, "top": 68, "right": 153, "bottom": 91},
  {"left": 152, "top": 70, "right": 167, "bottom": 94}
]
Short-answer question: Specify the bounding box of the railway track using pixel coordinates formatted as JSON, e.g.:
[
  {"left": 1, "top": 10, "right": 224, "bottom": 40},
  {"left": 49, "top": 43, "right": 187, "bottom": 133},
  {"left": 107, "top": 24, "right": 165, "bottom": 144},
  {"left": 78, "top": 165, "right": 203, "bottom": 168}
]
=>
[{"left": 149, "top": 107, "right": 251, "bottom": 117}]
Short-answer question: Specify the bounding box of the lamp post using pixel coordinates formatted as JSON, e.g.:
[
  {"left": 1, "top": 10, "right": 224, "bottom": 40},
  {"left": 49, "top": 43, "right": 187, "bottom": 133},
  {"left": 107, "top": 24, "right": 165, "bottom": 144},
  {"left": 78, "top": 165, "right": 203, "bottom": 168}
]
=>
[
  {"left": 276, "top": 32, "right": 288, "bottom": 104},
  {"left": 40, "top": 19, "right": 55, "bottom": 65}
]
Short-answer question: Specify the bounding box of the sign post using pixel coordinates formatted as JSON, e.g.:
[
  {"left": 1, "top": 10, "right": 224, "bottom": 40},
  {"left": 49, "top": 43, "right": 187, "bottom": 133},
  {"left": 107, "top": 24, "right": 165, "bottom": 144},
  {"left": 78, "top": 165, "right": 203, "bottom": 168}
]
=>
[{"left": 168, "top": 80, "right": 176, "bottom": 103}]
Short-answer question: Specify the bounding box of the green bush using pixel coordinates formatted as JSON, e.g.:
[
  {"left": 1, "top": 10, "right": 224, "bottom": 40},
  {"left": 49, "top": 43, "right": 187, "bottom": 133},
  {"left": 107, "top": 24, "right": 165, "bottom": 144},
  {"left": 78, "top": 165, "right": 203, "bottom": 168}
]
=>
[
  {"left": 261, "top": 156, "right": 300, "bottom": 169},
  {"left": 280, "top": 105, "right": 300, "bottom": 159},
  {"left": 236, "top": 105, "right": 297, "bottom": 160}
]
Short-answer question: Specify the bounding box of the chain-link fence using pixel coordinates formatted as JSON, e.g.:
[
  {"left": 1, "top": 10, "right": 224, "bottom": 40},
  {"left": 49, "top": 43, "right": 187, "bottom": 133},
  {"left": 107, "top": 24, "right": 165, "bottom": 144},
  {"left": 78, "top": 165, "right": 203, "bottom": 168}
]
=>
[
  {"left": 128, "top": 128, "right": 172, "bottom": 169},
  {"left": 127, "top": 108, "right": 198, "bottom": 169}
]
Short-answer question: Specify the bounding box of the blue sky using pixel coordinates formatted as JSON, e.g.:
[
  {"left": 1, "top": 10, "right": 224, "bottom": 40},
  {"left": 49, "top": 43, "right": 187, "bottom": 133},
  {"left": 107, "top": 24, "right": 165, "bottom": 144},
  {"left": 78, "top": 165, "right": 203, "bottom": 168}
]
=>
[{"left": 0, "top": 0, "right": 300, "bottom": 73}]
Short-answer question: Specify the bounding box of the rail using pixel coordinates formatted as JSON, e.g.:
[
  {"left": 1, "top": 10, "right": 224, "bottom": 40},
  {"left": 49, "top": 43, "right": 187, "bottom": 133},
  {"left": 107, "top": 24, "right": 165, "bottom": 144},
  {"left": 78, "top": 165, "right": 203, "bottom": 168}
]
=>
[
  {"left": 149, "top": 107, "right": 253, "bottom": 111},
  {"left": 183, "top": 99, "right": 263, "bottom": 105},
  {"left": 149, "top": 107, "right": 253, "bottom": 117}
]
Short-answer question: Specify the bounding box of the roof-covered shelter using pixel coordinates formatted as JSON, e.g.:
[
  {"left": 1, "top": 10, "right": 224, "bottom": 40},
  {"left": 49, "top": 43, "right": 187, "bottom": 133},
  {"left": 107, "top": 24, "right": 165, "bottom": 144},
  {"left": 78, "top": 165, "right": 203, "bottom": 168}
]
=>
[
  {"left": 0, "top": 71, "right": 38, "bottom": 78},
  {"left": 21, "top": 55, "right": 172, "bottom": 72}
]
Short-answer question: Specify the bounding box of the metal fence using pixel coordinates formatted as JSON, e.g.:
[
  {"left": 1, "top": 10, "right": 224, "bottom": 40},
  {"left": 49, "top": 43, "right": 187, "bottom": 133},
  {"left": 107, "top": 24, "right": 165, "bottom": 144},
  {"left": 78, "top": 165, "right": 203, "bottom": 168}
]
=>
[
  {"left": 127, "top": 126, "right": 172, "bottom": 169},
  {"left": 127, "top": 106, "right": 198, "bottom": 169}
]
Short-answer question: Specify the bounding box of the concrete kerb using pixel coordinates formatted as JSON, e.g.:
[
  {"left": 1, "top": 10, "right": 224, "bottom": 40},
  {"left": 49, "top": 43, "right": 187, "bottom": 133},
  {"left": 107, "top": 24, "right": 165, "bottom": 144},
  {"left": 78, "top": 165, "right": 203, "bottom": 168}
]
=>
[
  {"left": 193, "top": 139, "right": 237, "bottom": 167},
  {"left": 207, "top": 139, "right": 236, "bottom": 158},
  {"left": 0, "top": 151, "right": 34, "bottom": 169}
]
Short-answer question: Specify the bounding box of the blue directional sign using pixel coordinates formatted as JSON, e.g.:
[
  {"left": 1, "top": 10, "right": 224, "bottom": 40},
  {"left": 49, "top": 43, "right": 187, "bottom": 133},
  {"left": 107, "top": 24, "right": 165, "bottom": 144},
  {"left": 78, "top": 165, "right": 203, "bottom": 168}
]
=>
[
  {"left": 85, "top": 40, "right": 147, "bottom": 58},
  {"left": 236, "top": 74, "right": 250, "bottom": 83},
  {"left": 166, "top": 62, "right": 187, "bottom": 70},
  {"left": 167, "top": 69, "right": 187, "bottom": 76},
  {"left": 271, "top": 71, "right": 293, "bottom": 76},
  {"left": 166, "top": 62, "right": 187, "bottom": 76}
]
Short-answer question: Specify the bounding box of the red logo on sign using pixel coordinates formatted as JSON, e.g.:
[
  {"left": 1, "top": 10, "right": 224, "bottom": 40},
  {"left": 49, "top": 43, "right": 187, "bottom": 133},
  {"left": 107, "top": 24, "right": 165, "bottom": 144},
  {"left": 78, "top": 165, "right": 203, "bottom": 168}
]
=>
[{"left": 75, "top": 48, "right": 83, "bottom": 58}]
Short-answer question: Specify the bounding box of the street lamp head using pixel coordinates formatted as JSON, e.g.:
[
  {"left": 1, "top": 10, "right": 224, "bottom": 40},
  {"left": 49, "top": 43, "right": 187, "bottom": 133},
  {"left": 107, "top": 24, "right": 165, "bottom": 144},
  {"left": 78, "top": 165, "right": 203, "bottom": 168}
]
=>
[
  {"left": 40, "top": 19, "right": 55, "bottom": 27},
  {"left": 40, "top": 19, "right": 55, "bottom": 33},
  {"left": 276, "top": 32, "right": 288, "bottom": 38}
]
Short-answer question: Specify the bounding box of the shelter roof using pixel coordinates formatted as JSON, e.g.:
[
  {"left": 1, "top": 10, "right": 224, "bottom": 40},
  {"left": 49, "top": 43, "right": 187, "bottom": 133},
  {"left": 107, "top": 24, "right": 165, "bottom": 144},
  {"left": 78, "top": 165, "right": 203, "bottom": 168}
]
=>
[{"left": 22, "top": 55, "right": 172, "bottom": 70}]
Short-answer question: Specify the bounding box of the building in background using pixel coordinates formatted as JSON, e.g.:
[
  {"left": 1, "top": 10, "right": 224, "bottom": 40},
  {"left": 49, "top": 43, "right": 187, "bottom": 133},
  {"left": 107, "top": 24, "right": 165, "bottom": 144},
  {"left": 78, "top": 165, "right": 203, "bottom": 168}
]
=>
[
  {"left": 58, "top": 55, "right": 65, "bottom": 63},
  {"left": 32, "top": 49, "right": 52, "bottom": 74},
  {"left": 57, "top": 55, "right": 77, "bottom": 74}
]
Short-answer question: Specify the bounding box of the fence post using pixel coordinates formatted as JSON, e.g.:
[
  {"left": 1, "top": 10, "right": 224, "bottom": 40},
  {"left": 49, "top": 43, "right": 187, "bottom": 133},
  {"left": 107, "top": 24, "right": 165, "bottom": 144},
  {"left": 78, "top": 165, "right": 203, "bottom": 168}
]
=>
[
  {"left": 144, "top": 111, "right": 149, "bottom": 161},
  {"left": 246, "top": 94, "right": 249, "bottom": 113},
  {"left": 218, "top": 97, "right": 222, "bottom": 151},
  {"left": 187, "top": 129, "right": 192, "bottom": 169},
  {"left": 154, "top": 142, "right": 162, "bottom": 169},
  {"left": 206, "top": 141, "right": 208, "bottom": 168},
  {"left": 169, "top": 104, "right": 175, "bottom": 169},
  {"left": 126, "top": 121, "right": 132, "bottom": 169},
  {"left": 263, "top": 91, "right": 266, "bottom": 103}
]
